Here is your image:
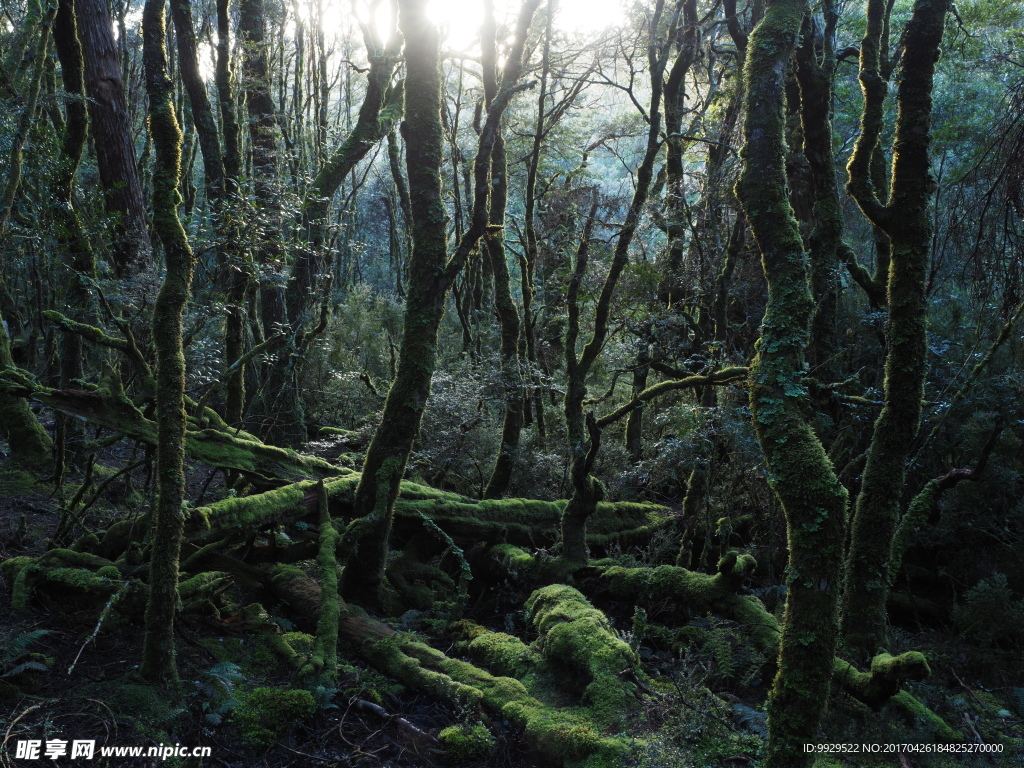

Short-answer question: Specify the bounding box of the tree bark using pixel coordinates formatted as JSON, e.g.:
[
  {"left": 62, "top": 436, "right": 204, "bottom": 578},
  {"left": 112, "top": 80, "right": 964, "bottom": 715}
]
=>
[
  {"left": 74, "top": 0, "right": 153, "bottom": 276},
  {"left": 735, "top": 1, "right": 850, "bottom": 765},
  {"left": 841, "top": 0, "right": 950, "bottom": 661},
  {"left": 140, "top": 0, "right": 197, "bottom": 684}
]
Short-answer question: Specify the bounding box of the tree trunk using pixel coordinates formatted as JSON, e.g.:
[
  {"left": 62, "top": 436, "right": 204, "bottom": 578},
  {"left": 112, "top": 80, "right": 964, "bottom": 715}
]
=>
[
  {"left": 841, "top": 0, "right": 950, "bottom": 661},
  {"left": 343, "top": 0, "right": 539, "bottom": 606},
  {"left": 139, "top": 0, "right": 197, "bottom": 682},
  {"left": 74, "top": 0, "right": 152, "bottom": 276},
  {"left": 238, "top": 0, "right": 305, "bottom": 447},
  {"left": 0, "top": 308, "right": 51, "bottom": 467},
  {"left": 482, "top": 0, "right": 523, "bottom": 499},
  {"left": 735, "top": 1, "right": 850, "bottom": 765},
  {"left": 52, "top": 0, "right": 96, "bottom": 462},
  {"left": 560, "top": 0, "right": 668, "bottom": 563}
]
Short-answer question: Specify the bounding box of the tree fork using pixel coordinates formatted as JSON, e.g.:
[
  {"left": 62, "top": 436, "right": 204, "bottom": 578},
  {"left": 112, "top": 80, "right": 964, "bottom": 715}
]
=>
[
  {"left": 343, "top": 0, "right": 540, "bottom": 605},
  {"left": 841, "top": 0, "right": 950, "bottom": 661}
]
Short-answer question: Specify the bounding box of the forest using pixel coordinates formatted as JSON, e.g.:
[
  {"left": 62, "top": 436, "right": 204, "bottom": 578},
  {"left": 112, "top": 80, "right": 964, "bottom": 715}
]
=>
[{"left": 0, "top": 0, "right": 1022, "bottom": 764}]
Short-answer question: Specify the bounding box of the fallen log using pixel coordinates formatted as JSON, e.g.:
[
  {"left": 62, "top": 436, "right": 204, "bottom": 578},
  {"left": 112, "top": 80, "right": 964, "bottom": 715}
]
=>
[
  {"left": 184, "top": 475, "right": 671, "bottom": 554},
  {"left": 0, "top": 368, "right": 345, "bottom": 486}
]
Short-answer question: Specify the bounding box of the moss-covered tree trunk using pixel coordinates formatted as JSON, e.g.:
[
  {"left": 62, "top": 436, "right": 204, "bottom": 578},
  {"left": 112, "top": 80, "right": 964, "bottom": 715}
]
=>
[
  {"left": 560, "top": 0, "right": 668, "bottom": 563},
  {"left": 841, "top": 0, "right": 950, "bottom": 661},
  {"left": 169, "top": 0, "right": 249, "bottom": 431},
  {"left": 735, "top": 1, "right": 850, "bottom": 765},
  {"left": 140, "top": 0, "right": 196, "bottom": 682},
  {"left": 343, "top": 0, "right": 539, "bottom": 606},
  {"left": 0, "top": 308, "right": 51, "bottom": 466},
  {"left": 51, "top": 0, "right": 96, "bottom": 463},
  {"left": 215, "top": 0, "right": 247, "bottom": 426},
  {"left": 795, "top": 5, "right": 843, "bottom": 378},
  {"left": 657, "top": 0, "right": 698, "bottom": 308},
  {"left": 340, "top": 0, "right": 448, "bottom": 606},
  {"left": 482, "top": 0, "right": 523, "bottom": 499}
]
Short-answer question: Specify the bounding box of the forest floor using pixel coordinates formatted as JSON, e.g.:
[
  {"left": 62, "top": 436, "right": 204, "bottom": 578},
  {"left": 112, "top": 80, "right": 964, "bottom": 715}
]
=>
[{"left": 1, "top": 449, "right": 1023, "bottom": 768}]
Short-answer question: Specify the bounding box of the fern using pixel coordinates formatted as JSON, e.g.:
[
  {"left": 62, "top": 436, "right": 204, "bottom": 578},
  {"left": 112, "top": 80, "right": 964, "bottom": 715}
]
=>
[
  {"left": 1, "top": 629, "right": 51, "bottom": 662},
  {"left": 193, "top": 662, "right": 246, "bottom": 724},
  {"left": 702, "top": 627, "right": 737, "bottom": 681},
  {"left": 1, "top": 660, "right": 50, "bottom": 679},
  {"left": 731, "top": 702, "right": 768, "bottom": 737}
]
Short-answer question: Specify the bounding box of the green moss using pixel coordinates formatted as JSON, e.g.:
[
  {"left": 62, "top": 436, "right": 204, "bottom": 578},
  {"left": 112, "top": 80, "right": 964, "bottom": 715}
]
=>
[
  {"left": 1, "top": 555, "right": 32, "bottom": 583},
  {"left": 186, "top": 476, "right": 357, "bottom": 540},
  {"left": 0, "top": 466, "right": 45, "bottom": 497},
  {"left": 525, "top": 585, "right": 640, "bottom": 723},
  {"left": 231, "top": 686, "right": 316, "bottom": 747},
  {"left": 303, "top": 480, "right": 342, "bottom": 681},
  {"left": 598, "top": 559, "right": 779, "bottom": 655},
  {"left": 832, "top": 652, "right": 929, "bottom": 709},
  {"left": 438, "top": 723, "right": 496, "bottom": 761},
  {"left": 362, "top": 630, "right": 631, "bottom": 765},
  {"left": 283, "top": 631, "right": 314, "bottom": 656},
  {"left": 452, "top": 620, "right": 538, "bottom": 678}
]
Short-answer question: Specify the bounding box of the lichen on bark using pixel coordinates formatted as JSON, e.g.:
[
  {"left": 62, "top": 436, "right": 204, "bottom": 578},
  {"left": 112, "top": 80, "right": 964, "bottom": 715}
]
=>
[{"left": 735, "top": 0, "right": 850, "bottom": 764}]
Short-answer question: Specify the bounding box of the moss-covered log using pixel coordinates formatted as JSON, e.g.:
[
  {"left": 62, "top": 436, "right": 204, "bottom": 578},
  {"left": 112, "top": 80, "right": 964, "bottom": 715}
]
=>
[
  {"left": 833, "top": 653, "right": 962, "bottom": 740},
  {"left": 184, "top": 474, "right": 668, "bottom": 554},
  {"left": 525, "top": 584, "right": 641, "bottom": 723},
  {"left": 258, "top": 569, "right": 632, "bottom": 766},
  {"left": 594, "top": 553, "right": 780, "bottom": 656},
  {"left": 0, "top": 372, "right": 344, "bottom": 486}
]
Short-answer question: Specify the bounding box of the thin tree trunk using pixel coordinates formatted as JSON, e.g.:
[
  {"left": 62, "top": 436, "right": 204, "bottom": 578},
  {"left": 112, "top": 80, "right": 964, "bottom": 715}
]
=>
[
  {"left": 0, "top": 6, "right": 54, "bottom": 236},
  {"left": 215, "top": 0, "right": 247, "bottom": 426},
  {"left": 560, "top": 0, "right": 670, "bottom": 564},
  {"left": 482, "top": 0, "right": 523, "bottom": 499},
  {"left": 841, "top": 0, "right": 950, "bottom": 661},
  {"left": 140, "top": 0, "right": 196, "bottom": 683}
]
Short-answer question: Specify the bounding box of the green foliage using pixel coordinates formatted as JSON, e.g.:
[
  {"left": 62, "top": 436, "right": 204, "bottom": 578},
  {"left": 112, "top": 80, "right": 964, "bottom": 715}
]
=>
[
  {"left": 191, "top": 662, "right": 246, "bottom": 725},
  {"left": 0, "top": 629, "right": 53, "bottom": 685},
  {"left": 953, "top": 573, "right": 1024, "bottom": 648}
]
